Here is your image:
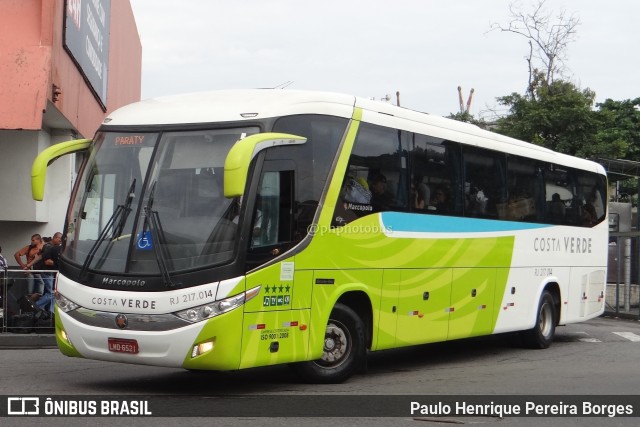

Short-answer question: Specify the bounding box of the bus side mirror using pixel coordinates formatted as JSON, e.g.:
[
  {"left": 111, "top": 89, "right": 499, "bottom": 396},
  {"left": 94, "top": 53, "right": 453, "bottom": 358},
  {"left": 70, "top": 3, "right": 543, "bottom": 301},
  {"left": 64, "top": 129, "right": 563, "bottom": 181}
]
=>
[
  {"left": 223, "top": 133, "right": 306, "bottom": 198},
  {"left": 31, "top": 138, "right": 91, "bottom": 201}
]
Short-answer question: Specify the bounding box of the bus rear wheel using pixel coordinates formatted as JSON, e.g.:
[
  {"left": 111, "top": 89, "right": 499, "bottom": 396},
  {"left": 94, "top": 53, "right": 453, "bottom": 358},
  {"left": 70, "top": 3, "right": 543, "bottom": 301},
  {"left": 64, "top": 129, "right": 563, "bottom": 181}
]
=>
[
  {"left": 292, "top": 303, "right": 366, "bottom": 383},
  {"left": 522, "top": 290, "right": 556, "bottom": 349}
]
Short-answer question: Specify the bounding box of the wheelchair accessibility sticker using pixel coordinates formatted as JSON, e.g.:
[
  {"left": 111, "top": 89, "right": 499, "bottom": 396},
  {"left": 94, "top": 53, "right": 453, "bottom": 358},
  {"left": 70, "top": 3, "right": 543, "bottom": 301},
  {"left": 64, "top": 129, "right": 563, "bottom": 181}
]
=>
[{"left": 136, "top": 231, "right": 153, "bottom": 250}]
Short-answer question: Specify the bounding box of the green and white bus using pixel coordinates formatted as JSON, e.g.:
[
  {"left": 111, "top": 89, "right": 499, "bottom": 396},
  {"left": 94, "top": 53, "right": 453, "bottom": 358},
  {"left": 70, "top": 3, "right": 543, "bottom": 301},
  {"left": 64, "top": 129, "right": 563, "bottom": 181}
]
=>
[{"left": 32, "top": 90, "right": 608, "bottom": 383}]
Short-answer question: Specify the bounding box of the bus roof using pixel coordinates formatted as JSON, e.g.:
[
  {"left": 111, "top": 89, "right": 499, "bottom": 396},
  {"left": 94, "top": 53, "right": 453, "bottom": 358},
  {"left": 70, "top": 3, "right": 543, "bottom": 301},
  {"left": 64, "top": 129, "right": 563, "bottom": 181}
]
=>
[
  {"left": 102, "top": 89, "right": 605, "bottom": 176},
  {"left": 103, "top": 89, "right": 356, "bottom": 126}
]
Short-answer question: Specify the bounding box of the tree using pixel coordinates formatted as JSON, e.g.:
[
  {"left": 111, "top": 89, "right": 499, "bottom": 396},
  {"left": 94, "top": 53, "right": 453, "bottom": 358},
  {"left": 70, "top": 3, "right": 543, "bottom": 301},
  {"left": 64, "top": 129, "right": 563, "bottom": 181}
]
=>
[
  {"left": 494, "top": 76, "right": 607, "bottom": 157},
  {"left": 489, "top": 1, "right": 628, "bottom": 160},
  {"left": 595, "top": 98, "right": 640, "bottom": 200},
  {"left": 594, "top": 97, "right": 640, "bottom": 160},
  {"left": 491, "top": 0, "right": 580, "bottom": 97},
  {"left": 446, "top": 111, "right": 488, "bottom": 128}
]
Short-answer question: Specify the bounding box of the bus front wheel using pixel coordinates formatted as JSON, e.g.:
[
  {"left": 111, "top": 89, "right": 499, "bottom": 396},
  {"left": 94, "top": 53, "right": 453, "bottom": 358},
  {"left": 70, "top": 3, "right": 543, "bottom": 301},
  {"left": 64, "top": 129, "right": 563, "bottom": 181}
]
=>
[
  {"left": 522, "top": 290, "right": 556, "bottom": 349},
  {"left": 292, "top": 303, "right": 366, "bottom": 383}
]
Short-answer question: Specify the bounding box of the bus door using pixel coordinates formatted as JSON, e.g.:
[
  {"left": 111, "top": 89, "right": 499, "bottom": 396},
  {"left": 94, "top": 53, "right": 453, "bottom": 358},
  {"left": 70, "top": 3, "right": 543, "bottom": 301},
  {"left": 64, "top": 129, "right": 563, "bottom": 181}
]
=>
[{"left": 241, "top": 159, "right": 311, "bottom": 368}]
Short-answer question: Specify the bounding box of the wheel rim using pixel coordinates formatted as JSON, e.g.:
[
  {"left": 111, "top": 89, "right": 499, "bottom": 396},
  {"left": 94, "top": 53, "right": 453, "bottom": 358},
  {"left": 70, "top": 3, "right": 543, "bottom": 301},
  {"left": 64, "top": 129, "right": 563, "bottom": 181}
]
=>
[
  {"left": 538, "top": 301, "right": 553, "bottom": 338},
  {"left": 314, "top": 320, "right": 351, "bottom": 369}
]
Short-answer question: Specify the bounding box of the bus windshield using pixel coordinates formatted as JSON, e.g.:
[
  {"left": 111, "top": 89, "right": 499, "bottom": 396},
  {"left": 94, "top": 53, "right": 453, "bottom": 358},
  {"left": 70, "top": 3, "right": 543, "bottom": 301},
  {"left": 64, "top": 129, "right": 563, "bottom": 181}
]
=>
[{"left": 65, "top": 127, "right": 259, "bottom": 277}]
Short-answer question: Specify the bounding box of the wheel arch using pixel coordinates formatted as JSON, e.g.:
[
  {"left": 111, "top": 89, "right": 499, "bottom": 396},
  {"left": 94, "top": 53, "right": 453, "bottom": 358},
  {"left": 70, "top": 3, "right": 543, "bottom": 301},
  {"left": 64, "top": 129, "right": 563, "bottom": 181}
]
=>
[
  {"left": 336, "top": 290, "right": 373, "bottom": 350},
  {"left": 542, "top": 281, "right": 561, "bottom": 327}
]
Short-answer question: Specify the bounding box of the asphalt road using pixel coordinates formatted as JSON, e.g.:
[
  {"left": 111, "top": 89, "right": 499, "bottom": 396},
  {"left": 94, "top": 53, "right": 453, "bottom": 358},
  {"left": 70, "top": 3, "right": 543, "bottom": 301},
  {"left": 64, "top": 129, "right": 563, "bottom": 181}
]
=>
[{"left": 2, "top": 315, "right": 640, "bottom": 426}]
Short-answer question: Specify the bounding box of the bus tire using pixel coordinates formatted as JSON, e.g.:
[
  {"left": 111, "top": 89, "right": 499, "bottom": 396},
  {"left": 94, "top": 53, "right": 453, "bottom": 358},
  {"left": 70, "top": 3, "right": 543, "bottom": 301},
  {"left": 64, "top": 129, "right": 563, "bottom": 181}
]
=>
[
  {"left": 291, "top": 303, "right": 366, "bottom": 384},
  {"left": 522, "top": 290, "right": 556, "bottom": 349}
]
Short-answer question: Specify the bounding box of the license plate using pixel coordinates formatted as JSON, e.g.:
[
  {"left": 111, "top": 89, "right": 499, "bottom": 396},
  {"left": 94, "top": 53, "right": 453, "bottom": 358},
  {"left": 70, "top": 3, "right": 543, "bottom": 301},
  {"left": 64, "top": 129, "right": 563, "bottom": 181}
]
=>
[{"left": 108, "top": 338, "right": 139, "bottom": 354}]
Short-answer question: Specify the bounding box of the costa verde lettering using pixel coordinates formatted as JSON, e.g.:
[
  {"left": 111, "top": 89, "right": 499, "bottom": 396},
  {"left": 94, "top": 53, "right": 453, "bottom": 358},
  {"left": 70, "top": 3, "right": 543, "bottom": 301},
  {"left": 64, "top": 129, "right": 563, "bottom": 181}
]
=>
[
  {"left": 91, "top": 297, "right": 156, "bottom": 310},
  {"left": 121, "top": 298, "right": 156, "bottom": 309},
  {"left": 533, "top": 237, "right": 592, "bottom": 253}
]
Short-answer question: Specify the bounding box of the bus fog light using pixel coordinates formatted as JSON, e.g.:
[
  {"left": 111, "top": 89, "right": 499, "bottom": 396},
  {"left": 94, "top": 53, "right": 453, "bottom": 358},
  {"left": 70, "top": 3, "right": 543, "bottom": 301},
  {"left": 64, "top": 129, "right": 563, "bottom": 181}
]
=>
[
  {"left": 191, "top": 340, "right": 215, "bottom": 358},
  {"left": 60, "top": 329, "right": 71, "bottom": 344}
]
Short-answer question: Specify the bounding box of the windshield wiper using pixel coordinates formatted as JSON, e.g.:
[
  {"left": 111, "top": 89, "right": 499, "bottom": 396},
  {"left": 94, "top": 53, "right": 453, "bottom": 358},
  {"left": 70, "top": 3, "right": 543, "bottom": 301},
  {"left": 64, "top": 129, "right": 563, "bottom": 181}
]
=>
[
  {"left": 113, "top": 179, "right": 137, "bottom": 239},
  {"left": 80, "top": 179, "right": 136, "bottom": 279},
  {"left": 141, "top": 183, "right": 175, "bottom": 287}
]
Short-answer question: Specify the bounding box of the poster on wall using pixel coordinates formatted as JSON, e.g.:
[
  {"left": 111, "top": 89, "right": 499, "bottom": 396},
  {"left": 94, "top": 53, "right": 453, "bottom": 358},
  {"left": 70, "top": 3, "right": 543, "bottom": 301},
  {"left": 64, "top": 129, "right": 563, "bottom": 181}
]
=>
[{"left": 64, "top": 0, "right": 111, "bottom": 108}]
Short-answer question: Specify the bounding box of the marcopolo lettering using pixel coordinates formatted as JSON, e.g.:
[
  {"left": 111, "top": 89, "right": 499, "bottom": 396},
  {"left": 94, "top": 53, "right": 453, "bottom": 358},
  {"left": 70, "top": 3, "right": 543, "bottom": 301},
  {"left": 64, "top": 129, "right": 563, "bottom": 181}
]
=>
[{"left": 102, "top": 277, "right": 146, "bottom": 287}]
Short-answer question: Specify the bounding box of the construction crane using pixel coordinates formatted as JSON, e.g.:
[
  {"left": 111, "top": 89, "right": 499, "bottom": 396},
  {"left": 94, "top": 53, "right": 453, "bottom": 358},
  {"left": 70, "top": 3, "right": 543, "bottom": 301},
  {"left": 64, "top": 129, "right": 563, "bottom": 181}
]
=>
[{"left": 457, "top": 86, "right": 474, "bottom": 113}]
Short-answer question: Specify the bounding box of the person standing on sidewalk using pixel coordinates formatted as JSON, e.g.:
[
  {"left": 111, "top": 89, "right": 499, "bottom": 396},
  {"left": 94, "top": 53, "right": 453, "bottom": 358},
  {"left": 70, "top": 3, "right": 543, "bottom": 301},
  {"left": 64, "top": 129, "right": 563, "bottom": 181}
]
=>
[
  {"left": 0, "top": 244, "right": 7, "bottom": 272},
  {"left": 0, "top": 244, "right": 7, "bottom": 292},
  {"left": 27, "top": 232, "right": 62, "bottom": 313},
  {"left": 14, "top": 234, "right": 45, "bottom": 294}
]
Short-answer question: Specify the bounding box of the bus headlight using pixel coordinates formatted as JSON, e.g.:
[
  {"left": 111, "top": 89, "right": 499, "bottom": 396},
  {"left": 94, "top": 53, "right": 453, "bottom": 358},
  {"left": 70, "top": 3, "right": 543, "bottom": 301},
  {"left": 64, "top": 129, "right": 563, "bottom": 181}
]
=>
[
  {"left": 55, "top": 292, "right": 80, "bottom": 312},
  {"left": 175, "top": 286, "right": 260, "bottom": 323}
]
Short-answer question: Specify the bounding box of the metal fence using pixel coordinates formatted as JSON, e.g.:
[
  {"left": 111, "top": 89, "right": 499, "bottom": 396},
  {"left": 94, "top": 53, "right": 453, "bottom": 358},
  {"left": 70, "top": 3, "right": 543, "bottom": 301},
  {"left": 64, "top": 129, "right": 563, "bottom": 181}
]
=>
[
  {"left": 606, "top": 232, "right": 640, "bottom": 319},
  {"left": 1, "top": 269, "right": 56, "bottom": 334}
]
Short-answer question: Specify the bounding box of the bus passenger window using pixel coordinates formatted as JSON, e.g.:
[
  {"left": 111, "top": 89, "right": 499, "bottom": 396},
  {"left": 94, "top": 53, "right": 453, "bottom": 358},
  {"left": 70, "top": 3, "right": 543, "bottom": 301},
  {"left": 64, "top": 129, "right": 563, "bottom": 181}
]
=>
[
  {"left": 408, "top": 134, "right": 460, "bottom": 216},
  {"left": 462, "top": 147, "right": 506, "bottom": 219},
  {"left": 543, "top": 164, "right": 574, "bottom": 226},
  {"left": 332, "top": 123, "right": 408, "bottom": 224},
  {"left": 333, "top": 175, "right": 369, "bottom": 226},
  {"left": 503, "top": 156, "right": 542, "bottom": 222}
]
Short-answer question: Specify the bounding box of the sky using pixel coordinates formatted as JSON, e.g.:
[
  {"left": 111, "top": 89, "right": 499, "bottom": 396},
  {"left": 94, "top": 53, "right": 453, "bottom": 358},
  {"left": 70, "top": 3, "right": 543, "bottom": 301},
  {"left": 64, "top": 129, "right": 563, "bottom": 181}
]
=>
[{"left": 128, "top": 0, "right": 639, "bottom": 119}]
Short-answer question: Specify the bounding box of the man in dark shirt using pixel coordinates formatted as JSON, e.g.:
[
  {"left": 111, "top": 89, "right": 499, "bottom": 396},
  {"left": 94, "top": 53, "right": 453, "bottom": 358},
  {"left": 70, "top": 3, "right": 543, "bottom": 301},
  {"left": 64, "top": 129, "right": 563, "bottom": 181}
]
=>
[
  {"left": 34, "top": 232, "right": 62, "bottom": 313},
  {"left": 369, "top": 173, "right": 394, "bottom": 212}
]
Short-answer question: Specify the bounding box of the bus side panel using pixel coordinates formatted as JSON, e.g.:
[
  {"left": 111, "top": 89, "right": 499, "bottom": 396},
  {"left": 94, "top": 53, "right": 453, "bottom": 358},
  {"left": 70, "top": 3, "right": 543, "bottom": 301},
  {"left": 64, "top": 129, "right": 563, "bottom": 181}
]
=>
[
  {"left": 493, "top": 268, "right": 539, "bottom": 334},
  {"left": 244, "top": 259, "right": 296, "bottom": 314},
  {"left": 449, "top": 268, "right": 497, "bottom": 340},
  {"left": 492, "top": 267, "right": 572, "bottom": 334},
  {"left": 239, "top": 309, "right": 311, "bottom": 369},
  {"left": 240, "top": 259, "right": 311, "bottom": 368},
  {"left": 308, "top": 269, "right": 382, "bottom": 360},
  {"left": 394, "top": 268, "right": 451, "bottom": 347},
  {"left": 565, "top": 267, "right": 606, "bottom": 323},
  {"left": 292, "top": 270, "right": 313, "bottom": 309},
  {"left": 375, "top": 269, "right": 400, "bottom": 350}
]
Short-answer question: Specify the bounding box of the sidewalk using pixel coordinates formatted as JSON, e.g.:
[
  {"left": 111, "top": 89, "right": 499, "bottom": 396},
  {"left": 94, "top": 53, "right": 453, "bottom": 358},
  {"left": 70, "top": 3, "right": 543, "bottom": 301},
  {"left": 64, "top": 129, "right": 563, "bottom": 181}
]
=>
[{"left": 0, "top": 332, "right": 57, "bottom": 348}]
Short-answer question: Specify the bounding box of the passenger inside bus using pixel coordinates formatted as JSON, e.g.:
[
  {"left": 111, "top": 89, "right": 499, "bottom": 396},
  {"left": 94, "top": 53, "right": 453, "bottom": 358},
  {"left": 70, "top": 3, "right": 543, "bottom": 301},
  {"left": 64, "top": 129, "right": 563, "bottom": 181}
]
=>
[
  {"left": 411, "top": 175, "right": 430, "bottom": 210},
  {"left": 582, "top": 202, "right": 597, "bottom": 227},
  {"left": 429, "top": 185, "right": 450, "bottom": 213},
  {"left": 547, "top": 193, "right": 566, "bottom": 223},
  {"left": 368, "top": 172, "right": 394, "bottom": 212}
]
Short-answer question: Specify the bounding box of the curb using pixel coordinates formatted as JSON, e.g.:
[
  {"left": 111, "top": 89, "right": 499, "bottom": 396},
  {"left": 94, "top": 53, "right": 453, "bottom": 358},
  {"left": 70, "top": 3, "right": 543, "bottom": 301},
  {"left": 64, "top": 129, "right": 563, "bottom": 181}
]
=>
[
  {"left": 0, "top": 333, "right": 57, "bottom": 349},
  {"left": 603, "top": 311, "right": 639, "bottom": 321}
]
